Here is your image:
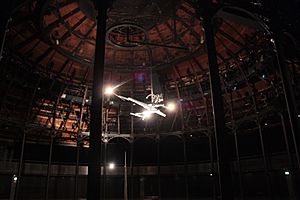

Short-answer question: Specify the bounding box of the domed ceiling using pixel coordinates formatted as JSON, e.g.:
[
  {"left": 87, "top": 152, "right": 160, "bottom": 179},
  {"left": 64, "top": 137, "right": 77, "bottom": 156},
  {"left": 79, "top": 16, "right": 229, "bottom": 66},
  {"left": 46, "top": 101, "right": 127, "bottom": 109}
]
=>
[
  {"left": 2, "top": 0, "right": 285, "bottom": 145},
  {"left": 9, "top": 0, "right": 251, "bottom": 83}
]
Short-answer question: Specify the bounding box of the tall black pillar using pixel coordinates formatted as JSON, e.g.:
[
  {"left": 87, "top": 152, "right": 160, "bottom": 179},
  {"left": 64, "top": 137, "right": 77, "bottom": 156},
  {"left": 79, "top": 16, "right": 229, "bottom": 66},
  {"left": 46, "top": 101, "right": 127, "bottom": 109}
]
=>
[
  {"left": 263, "top": 0, "right": 300, "bottom": 168},
  {"left": 199, "top": 1, "right": 234, "bottom": 199},
  {"left": 87, "top": 0, "right": 108, "bottom": 199},
  {"left": 262, "top": 1, "right": 300, "bottom": 199}
]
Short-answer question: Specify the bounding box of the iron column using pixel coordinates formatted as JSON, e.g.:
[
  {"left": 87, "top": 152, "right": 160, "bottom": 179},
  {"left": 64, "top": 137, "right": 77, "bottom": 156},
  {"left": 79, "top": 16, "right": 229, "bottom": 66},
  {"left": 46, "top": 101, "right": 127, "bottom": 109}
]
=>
[
  {"left": 263, "top": 0, "right": 300, "bottom": 169},
  {"left": 87, "top": 0, "right": 108, "bottom": 199},
  {"left": 199, "top": 1, "right": 234, "bottom": 199}
]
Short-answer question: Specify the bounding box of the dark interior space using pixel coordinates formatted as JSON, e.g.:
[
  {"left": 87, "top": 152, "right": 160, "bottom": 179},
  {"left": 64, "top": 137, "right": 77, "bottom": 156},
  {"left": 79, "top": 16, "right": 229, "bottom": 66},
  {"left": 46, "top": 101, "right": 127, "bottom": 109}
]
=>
[{"left": 0, "top": 0, "right": 300, "bottom": 199}]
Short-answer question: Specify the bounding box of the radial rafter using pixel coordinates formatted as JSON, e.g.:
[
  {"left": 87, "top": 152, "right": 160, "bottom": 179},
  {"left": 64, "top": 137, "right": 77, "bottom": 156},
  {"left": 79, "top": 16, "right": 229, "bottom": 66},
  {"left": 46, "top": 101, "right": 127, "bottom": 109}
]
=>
[
  {"left": 59, "top": 16, "right": 88, "bottom": 43},
  {"left": 35, "top": 47, "right": 53, "bottom": 64},
  {"left": 218, "top": 28, "right": 245, "bottom": 48},
  {"left": 154, "top": 25, "right": 172, "bottom": 59},
  {"left": 44, "top": 7, "right": 81, "bottom": 33},
  {"left": 175, "top": 15, "right": 201, "bottom": 44}
]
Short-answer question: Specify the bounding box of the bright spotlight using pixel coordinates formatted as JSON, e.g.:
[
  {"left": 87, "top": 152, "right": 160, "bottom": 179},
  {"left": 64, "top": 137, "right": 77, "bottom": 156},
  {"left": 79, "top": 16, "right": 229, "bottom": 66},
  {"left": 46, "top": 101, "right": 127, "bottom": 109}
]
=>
[
  {"left": 61, "top": 93, "right": 66, "bottom": 99},
  {"left": 104, "top": 86, "right": 114, "bottom": 95},
  {"left": 108, "top": 163, "right": 115, "bottom": 170},
  {"left": 142, "top": 111, "right": 152, "bottom": 119},
  {"left": 55, "top": 39, "right": 60, "bottom": 46},
  {"left": 166, "top": 102, "right": 176, "bottom": 111},
  {"left": 284, "top": 171, "right": 290, "bottom": 176}
]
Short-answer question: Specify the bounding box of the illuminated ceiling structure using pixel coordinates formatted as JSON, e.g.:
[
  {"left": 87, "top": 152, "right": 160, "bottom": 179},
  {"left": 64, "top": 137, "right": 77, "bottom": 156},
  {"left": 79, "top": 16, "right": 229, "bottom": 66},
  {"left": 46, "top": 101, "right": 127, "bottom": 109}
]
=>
[
  {"left": 4, "top": 0, "right": 265, "bottom": 142},
  {"left": 0, "top": 0, "right": 300, "bottom": 199}
]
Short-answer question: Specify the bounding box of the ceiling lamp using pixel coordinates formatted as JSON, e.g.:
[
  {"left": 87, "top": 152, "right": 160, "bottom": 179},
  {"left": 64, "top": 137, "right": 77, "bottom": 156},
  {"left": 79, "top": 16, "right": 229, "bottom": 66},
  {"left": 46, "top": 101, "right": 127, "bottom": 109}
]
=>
[
  {"left": 166, "top": 102, "right": 176, "bottom": 112},
  {"left": 104, "top": 86, "right": 115, "bottom": 95},
  {"left": 108, "top": 163, "right": 115, "bottom": 170}
]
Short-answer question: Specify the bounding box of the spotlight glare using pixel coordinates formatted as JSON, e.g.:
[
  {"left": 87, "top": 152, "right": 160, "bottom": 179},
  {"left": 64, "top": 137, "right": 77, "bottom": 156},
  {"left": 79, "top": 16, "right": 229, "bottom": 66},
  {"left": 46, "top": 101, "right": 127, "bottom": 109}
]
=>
[
  {"left": 284, "top": 171, "right": 290, "bottom": 176},
  {"left": 104, "top": 86, "right": 114, "bottom": 95},
  {"left": 13, "top": 176, "right": 18, "bottom": 181},
  {"left": 142, "top": 111, "right": 152, "bottom": 119},
  {"left": 55, "top": 39, "right": 60, "bottom": 46},
  {"left": 108, "top": 163, "right": 115, "bottom": 170},
  {"left": 166, "top": 102, "right": 176, "bottom": 111}
]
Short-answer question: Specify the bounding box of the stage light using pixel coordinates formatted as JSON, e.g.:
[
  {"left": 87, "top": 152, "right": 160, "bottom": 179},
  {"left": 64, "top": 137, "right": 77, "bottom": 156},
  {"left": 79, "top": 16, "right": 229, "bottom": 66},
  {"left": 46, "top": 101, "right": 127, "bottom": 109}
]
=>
[
  {"left": 108, "top": 162, "right": 115, "bottom": 170},
  {"left": 55, "top": 39, "right": 60, "bottom": 46},
  {"left": 284, "top": 171, "right": 290, "bottom": 176},
  {"left": 104, "top": 86, "right": 114, "bottom": 95},
  {"left": 166, "top": 102, "right": 176, "bottom": 111},
  {"left": 104, "top": 80, "right": 130, "bottom": 96},
  {"left": 142, "top": 111, "right": 152, "bottom": 119}
]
